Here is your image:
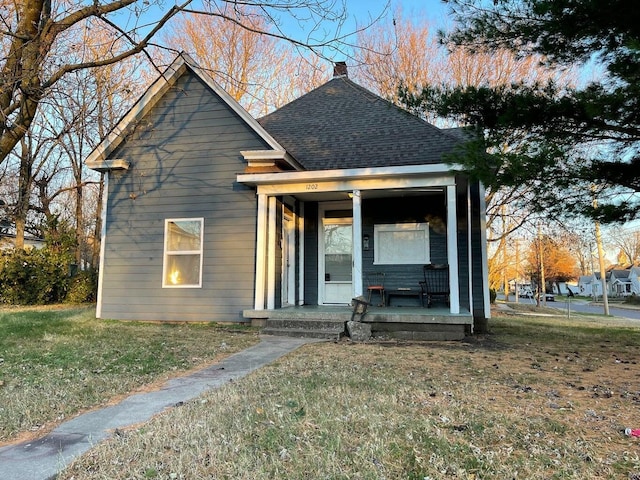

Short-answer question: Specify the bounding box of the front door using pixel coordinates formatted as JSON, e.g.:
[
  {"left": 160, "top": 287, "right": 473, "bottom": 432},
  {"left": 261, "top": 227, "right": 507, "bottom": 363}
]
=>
[{"left": 320, "top": 216, "right": 353, "bottom": 304}]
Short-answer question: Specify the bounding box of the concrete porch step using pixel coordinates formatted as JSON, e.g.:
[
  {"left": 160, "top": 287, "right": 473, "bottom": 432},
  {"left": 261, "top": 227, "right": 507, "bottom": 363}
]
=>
[
  {"left": 265, "top": 318, "right": 347, "bottom": 330},
  {"left": 262, "top": 317, "right": 346, "bottom": 340},
  {"left": 262, "top": 327, "right": 345, "bottom": 341}
]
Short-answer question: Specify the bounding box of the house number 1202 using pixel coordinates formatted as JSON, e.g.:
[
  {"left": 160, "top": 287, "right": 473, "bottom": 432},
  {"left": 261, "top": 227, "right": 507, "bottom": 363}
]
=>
[{"left": 305, "top": 183, "right": 318, "bottom": 190}]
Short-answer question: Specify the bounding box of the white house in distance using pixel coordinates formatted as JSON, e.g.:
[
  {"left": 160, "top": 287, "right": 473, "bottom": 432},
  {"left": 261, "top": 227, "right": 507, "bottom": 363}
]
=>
[{"left": 578, "top": 267, "right": 640, "bottom": 298}]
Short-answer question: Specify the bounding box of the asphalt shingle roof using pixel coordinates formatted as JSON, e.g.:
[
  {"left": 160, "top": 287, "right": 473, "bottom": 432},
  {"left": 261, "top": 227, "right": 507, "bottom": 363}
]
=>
[{"left": 258, "top": 77, "right": 463, "bottom": 171}]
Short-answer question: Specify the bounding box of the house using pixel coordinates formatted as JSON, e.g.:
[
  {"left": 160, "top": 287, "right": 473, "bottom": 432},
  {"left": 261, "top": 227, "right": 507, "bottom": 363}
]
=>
[
  {"left": 630, "top": 266, "right": 640, "bottom": 295},
  {"left": 609, "top": 268, "right": 633, "bottom": 297},
  {"left": 0, "top": 233, "right": 46, "bottom": 251},
  {"left": 578, "top": 274, "right": 601, "bottom": 298},
  {"left": 85, "top": 54, "right": 490, "bottom": 340}
]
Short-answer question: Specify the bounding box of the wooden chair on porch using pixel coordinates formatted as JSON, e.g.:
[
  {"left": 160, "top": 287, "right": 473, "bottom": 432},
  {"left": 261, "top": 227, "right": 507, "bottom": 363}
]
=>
[
  {"left": 366, "top": 272, "right": 386, "bottom": 307},
  {"left": 419, "top": 264, "right": 450, "bottom": 308}
]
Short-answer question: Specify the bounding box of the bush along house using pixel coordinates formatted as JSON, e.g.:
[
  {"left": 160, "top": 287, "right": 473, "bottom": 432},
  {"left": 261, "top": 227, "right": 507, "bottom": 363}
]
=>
[{"left": 86, "top": 54, "right": 490, "bottom": 340}]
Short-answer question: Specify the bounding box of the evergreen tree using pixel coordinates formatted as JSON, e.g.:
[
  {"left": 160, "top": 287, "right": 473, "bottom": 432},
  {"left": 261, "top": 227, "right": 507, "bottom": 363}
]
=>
[{"left": 401, "top": 0, "right": 640, "bottom": 222}]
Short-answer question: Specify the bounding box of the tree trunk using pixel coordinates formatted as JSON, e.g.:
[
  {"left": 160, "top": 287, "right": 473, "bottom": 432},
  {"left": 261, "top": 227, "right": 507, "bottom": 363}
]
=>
[
  {"left": 75, "top": 183, "right": 83, "bottom": 267},
  {"left": 15, "top": 137, "right": 33, "bottom": 249},
  {"left": 92, "top": 173, "right": 104, "bottom": 269}
]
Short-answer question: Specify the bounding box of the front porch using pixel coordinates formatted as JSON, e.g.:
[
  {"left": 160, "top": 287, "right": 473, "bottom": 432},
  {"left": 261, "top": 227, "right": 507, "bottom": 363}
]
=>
[
  {"left": 237, "top": 164, "right": 490, "bottom": 339},
  {"left": 243, "top": 305, "right": 473, "bottom": 341}
]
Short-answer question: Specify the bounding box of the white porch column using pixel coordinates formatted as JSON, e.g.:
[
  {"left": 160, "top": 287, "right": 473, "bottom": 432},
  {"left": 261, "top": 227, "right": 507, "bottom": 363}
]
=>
[
  {"left": 95, "top": 174, "right": 109, "bottom": 319},
  {"left": 254, "top": 194, "right": 268, "bottom": 310},
  {"left": 267, "top": 196, "right": 277, "bottom": 309},
  {"left": 447, "top": 185, "right": 460, "bottom": 314},
  {"left": 467, "top": 182, "right": 474, "bottom": 325},
  {"left": 352, "top": 190, "right": 363, "bottom": 297}
]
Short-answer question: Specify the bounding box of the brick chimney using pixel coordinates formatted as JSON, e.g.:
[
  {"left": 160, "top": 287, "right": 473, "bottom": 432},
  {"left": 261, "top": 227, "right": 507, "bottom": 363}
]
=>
[{"left": 333, "top": 61, "right": 348, "bottom": 78}]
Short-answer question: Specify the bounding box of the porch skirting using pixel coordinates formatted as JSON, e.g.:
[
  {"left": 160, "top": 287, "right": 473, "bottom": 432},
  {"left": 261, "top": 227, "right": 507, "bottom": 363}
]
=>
[{"left": 243, "top": 306, "right": 473, "bottom": 341}]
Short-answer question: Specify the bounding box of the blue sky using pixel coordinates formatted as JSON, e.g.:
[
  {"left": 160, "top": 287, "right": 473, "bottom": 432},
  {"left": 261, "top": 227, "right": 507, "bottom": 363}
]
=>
[
  {"left": 344, "top": 0, "right": 450, "bottom": 25},
  {"left": 268, "top": 0, "right": 452, "bottom": 62},
  {"left": 135, "top": 1, "right": 452, "bottom": 54}
]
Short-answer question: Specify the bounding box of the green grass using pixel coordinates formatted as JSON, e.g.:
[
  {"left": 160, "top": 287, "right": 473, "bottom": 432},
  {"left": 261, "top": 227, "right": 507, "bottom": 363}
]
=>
[
  {"left": 60, "top": 312, "right": 640, "bottom": 479},
  {"left": 0, "top": 305, "right": 258, "bottom": 443}
]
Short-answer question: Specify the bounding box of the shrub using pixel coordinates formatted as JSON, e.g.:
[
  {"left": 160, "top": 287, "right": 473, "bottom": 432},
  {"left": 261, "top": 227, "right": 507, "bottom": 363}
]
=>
[
  {"left": 65, "top": 269, "right": 98, "bottom": 303},
  {"left": 489, "top": 288, "right": 497, "bottom": 304},
  {"left": 0, "top": 248, "right": 71, "bottom": 305},
  {"left": 625, "top": 294, "right": 640, "bottom": 306}
]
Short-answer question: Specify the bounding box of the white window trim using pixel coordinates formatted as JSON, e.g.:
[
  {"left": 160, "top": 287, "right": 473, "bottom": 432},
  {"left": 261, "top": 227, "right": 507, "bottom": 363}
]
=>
[
  {"left": 162, "top": 218, "right": 204, "bottom": 288},
  {"left": 373, "top": 222, "right": 430, "bottom": 265}
]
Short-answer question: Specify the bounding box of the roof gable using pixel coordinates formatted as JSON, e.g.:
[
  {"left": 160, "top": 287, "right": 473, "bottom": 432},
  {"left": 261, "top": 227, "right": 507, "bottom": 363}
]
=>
[
  {"left": 86, "top": 54, "right": 296, "bottom": 171},
  {"left": 258, "top": 77, "right": 464, "bottom": 170}
]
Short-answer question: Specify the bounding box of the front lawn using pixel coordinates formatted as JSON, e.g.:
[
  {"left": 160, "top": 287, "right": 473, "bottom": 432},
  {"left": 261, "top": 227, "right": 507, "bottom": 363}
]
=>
[
  {"left": 60, "top": 311, "right": 640, "bottom": 479},
  {"left": 0, "top": 305, "right": 258, "bottom": 444}
]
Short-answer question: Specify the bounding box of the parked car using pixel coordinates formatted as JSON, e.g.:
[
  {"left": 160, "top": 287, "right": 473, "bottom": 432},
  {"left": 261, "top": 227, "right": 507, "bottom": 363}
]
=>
[
  {"left": 519, "top": 286, "right": 534, "bottom": 298},
  {"left": 519, "top": 287, "right": 554, "bottom": 301}
]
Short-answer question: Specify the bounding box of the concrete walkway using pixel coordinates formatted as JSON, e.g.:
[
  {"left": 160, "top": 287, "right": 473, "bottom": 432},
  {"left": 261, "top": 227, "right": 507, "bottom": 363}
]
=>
[{"left": 0, "top": 335, "right": 317, "bottom": 480}]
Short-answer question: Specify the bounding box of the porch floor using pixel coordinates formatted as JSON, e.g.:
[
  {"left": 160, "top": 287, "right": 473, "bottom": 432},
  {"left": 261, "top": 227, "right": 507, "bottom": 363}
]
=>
[
  {"left": 243, "top": 304, "right": 473, "bottom": 341},
  {"left": 245, "top": 304, "right": 472, "bottom": 322}
]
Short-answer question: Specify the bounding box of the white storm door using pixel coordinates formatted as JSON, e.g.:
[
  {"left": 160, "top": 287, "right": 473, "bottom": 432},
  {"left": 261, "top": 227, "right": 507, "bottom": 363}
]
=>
[
  {"left": 320, "top": 218, "right": 353, "bottom": 304},
  {"left": 282, "top": 213, "right": 296, "bottom": 306}
]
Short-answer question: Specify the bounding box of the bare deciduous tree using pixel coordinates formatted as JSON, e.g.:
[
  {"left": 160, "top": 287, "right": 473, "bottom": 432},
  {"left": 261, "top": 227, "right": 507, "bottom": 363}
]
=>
[
  {"left": 162, "top": 4, "right": 328, "bottom": 116},
  {"left": 608, "top": 227, "right": 640, "bottom": 267},
  {"left": 0, "top": 0, "right": 353, "bottom": 167},
  {"left": 353, "top": 7, "right": 443, "bottom": 107}
]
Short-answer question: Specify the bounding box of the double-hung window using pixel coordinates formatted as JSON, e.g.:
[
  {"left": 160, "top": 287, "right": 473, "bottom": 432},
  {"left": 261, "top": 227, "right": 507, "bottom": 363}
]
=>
[
  {"left": 163, "top": 218, "right": 204, "bottom": 288},
  {"left": 374, "top": 223, "right": 430, "bottom": 265}
]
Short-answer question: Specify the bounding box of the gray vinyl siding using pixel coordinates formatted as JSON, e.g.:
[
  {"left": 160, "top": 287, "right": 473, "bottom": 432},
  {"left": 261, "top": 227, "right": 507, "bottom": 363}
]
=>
[
  {"left": 99, "top": 71, "right": 267, "bottom": 322},
  {"left": 455, "top": 178, "right": 471, "bottom": 312},
  {"left": 303, "top": 202, "right": 319, "bottom": 305},
  {"left": 469, "top": 180, "right": 488, "bottom": 318},
  {"left": 361, "top": 195, "right": 447, "bottom": 294}
]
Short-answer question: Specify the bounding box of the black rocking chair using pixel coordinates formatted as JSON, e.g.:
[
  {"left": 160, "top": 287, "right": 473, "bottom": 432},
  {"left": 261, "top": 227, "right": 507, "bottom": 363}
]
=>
[{"left": 419, "top": 264, "right": 450, "bottom": 308}]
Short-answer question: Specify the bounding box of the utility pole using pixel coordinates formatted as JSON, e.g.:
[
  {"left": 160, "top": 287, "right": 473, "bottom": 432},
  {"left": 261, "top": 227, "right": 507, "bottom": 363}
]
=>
[
  {"left": 592, "top": 193, "right": 610, "bottom": 315},
  {"left": 538, "top": 223, "right": 547, "bottom": 307},
  {"left": 594, "top": 219, "right": 610, "bottom": 315},
  {"left": 503, "top": 238, "right": 509, "bottom": 302},
  {"left": 515, "top": 238, "right": 520, "bottom": 303},
  {"left": 502, "top": 205, "right": 509, "bottom": 302}
]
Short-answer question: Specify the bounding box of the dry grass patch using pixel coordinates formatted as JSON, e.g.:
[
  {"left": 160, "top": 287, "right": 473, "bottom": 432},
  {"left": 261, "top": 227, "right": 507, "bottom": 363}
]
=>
[
  {"left": 0, "top": 305, "right": 258, "bottom": 444},
  {"left": 61, "top": 312, "right": 640, "bottom": 479}
]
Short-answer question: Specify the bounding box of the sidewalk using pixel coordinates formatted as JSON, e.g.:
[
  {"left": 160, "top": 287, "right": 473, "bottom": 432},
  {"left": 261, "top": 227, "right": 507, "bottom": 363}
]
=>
[{"left": 0, "top": 335, "right": 318, "bottom": 480}]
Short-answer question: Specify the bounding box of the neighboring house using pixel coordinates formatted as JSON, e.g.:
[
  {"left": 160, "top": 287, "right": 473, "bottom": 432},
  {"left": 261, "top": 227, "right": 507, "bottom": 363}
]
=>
[
  {"left": 85, "top": 54, "right": 490, "bottom": 340},
  {"left": 630, "top": 266, "right": 640, "bottom": 295},
  {"left": 553, "top": 282, "right": 571, "bottom": 295},
  {"left": 578, "top": 274, "right": 601, "bottom": 297},
  {"left": 0, "top": 233, "right": 46, "bottom": 251},
  {"left": 609, "top": 268, "right": 633, "bottom": 297},
  {"left": 578, "top": 269, "right": 640, "bottom": 298}
]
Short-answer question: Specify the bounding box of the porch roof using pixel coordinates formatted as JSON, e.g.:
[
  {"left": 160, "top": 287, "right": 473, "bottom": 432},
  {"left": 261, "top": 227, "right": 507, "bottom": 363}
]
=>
[{"left": 236, "top": 164, "right": 458, "bottom": 199}]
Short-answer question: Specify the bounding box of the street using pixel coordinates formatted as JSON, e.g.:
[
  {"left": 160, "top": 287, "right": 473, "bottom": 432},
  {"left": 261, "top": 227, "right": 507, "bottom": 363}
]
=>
[
  {"left": 500, "top": 295, "right": 640, "bottom": 322},
  {"left": 510, "top": 298, "right": 640, "bottom": 321},
  {"left": 555, "top": 300, "right": 640, "bottom": 321}
]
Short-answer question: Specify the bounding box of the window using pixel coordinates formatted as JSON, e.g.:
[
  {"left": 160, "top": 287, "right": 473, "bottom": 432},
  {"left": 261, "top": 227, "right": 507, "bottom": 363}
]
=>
[
  {"left": 163, "top": 218, "right": 204, "bottom": 288},
  {"left": 374, "top": 223, "right": 430, "bottom": 265}
]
